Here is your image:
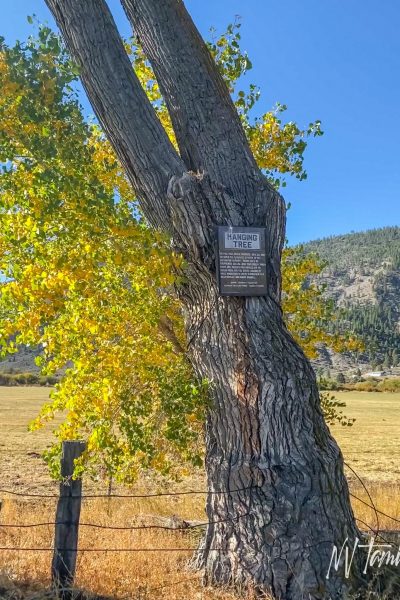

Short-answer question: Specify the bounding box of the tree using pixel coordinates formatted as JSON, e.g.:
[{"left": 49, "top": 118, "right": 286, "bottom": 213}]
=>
[
  {"left": 5, "top": 1, "right": 362, "bottom": 595},
  {"left": 336, "top": 372, "right": 346, "bottom": 384},
  {"left": 0, "top": 27, "right": 210, "bottom": 481},
  {"left": 0, "top": 21, "right": 354, "bottom": 482},
  {"left": 383, "top": 353, "right": 391, "bottom": 369}
]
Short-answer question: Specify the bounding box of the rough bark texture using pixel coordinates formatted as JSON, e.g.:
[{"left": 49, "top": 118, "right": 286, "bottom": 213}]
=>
[
  {"left": 45, "top": 1, "right": 364, "bottom": 597},
  {"left": 167, "top": 177, "right": 362, "bottom": 600},
  {"left": 121, "top": 0, "right": 262, "bottom": 198},
  {"left": 45, "top": 0, "right": 184, "bottom": 230}
]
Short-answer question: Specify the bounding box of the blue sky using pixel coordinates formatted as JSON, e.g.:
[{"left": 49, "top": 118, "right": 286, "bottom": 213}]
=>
[{"left": 2, "top": 0, "right": 400, "bottom": 244}]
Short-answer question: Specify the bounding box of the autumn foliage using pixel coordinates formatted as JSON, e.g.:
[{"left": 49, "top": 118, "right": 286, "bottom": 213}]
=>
[{"left": 0, "top": 23, "right": 356, "bottom": 482}]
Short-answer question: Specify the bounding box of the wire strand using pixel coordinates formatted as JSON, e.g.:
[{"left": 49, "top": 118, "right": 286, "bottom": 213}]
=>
[
  {"left": 0, "top": 511, "right": 251, "bottom": 531},
  {"left": 354, "top": 518, "right": 393, "bottom": 546},
  {"left": 344, "top": 461, "right": 380, "bottom": 533},
  {"left": 0, "top": 484, "right": 258, "bottom": 499},
  {"left": 350, "top": 492, "right": 400, "bottom": 525},
  {"left": 0, "top": 546, "right": 213, "bottom": 553}
]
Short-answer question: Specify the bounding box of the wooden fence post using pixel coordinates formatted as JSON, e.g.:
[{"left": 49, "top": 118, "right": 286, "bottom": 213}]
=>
[{"left": 51, "top": 440, "right": 86, "bottom": 597}]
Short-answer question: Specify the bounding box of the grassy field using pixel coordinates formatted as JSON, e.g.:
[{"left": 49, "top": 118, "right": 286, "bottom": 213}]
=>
[
  {"left": 334, "top": 391, "right": 400, "bottom": 484},
  {"left": 1, "top": 387, "right": 398, "bottom": 492},
  {"left": 0, "top": 387, "right": 399, "bottom": 599},
  {"left": 0, "top": 387, "right": 61, "bottom": 495}
]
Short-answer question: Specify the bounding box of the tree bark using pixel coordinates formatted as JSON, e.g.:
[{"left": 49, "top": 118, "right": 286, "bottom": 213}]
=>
[
  {"left": 45, "top": 0, "right": 185, "bottom": 230},
  {"left": 121, "top": 0, "right": 261, "bottom": 197},
  {"left": 167, "top": 176, "right": 362, "bottom": 600},
  {"left": 45, "top": 1, "right": 364, "bottom": 597}
]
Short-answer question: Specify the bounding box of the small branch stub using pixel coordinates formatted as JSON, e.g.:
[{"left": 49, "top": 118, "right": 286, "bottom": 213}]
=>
[{"left": 216, "top": 226, "right": 268, "bottom": 296}]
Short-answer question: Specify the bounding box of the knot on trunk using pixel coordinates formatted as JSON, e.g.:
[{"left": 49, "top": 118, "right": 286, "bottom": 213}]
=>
[
  {"left": 167, "top": 171, "right": 205, "bottom": 202},
  {"left": 167, "top": 171, "right": 216, "bottom": 263}
]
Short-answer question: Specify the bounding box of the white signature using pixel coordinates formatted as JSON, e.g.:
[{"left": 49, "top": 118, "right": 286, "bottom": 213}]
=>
[{"left": 326, "top": 537, "right": 400, "bottom": 579}]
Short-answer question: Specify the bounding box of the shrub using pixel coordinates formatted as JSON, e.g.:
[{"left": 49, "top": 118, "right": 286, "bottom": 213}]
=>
[
  {"left": 0, "top": 372, "right": 56, "bottom": 386},
  {"left": 14, "top": 373, "right": 40, "bottom": 385},
  {"left": 317, "top": 377, "right": 338, "bottom": 391},
  {"left": 378, "top": 378, "right": 400, "bottom": 392},
  {"left": 352, "top": 380, "right": 380, "bottom": 392}
]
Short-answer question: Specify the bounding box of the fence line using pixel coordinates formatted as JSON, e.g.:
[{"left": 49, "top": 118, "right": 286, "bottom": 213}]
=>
[
  {"left": 0, "top": 511, "right": 252, "bottom": 531},
  {"left": 1, "top": 491, "right": 399, "bottom": 531},
  {"left": 0, "top": 547, "right": 202, "bottom": 552},
  {"left": 1, "top": 443, "right": 400, "bottom": 599},
  {"left": 2, "top": 496, "right": 400, "bottom": 531},
  {"left": 0, "top": 484, "right": 259, "bottom": 499},
  {"left": 0, "top": 492, "right": 398, "bottom": 545},
  {"left": 344, "top": 460, "right": 380, "bottom": 532},
  {"left": 349, "top": 492, "right": 400, "bottom": 526}
]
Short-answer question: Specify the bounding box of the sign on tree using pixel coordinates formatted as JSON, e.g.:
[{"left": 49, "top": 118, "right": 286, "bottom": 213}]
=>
[{"left": 216, "top": 226, "right": 267, "bottom": 296}]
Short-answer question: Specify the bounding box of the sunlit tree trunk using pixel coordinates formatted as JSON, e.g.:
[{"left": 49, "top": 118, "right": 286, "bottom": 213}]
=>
[{"left": 45, "top": 0, "right": 363, "bottom": 596}]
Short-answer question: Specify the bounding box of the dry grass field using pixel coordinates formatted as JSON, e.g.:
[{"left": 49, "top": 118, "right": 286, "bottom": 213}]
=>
[
  {"left": 0, "top": 387, "right": 61, "bottom": 495},
  {"left": 0, "top": 387, "right": 399, "bottom": 599},
  {"left": 334, "top": 391, "right": 400, "bottom": 485}
]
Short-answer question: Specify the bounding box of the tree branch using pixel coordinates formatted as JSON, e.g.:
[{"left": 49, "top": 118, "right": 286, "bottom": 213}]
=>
[
  {"left": 45, "top": 0, "right": 185, "bottom": 230},
  {"left": 46, "top": 0, "right": 285, "bottom": 277},
  {"left": 121, "top": 0, "right": 272, "bottom": 213}
]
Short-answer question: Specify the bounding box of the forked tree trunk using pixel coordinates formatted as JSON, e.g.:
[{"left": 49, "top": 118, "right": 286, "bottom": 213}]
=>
[{"left": 45, "top": 1, "right": 366, "bottom": 597}]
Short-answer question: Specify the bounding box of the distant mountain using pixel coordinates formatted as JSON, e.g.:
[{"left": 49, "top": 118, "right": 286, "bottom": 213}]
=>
[
  {"left": 303, "top": 226, "right": 400, "bottom": 375},
  {"left": 0, "top": 344, "right": 41, "bottom": 374},
  {"left": 1, "top": 226, "right": 399, "bottom": 379}
]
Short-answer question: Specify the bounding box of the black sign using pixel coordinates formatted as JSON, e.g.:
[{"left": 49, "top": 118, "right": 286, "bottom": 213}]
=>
[{"left": 216, "top": 226, "right": 268, "bottom": 296}]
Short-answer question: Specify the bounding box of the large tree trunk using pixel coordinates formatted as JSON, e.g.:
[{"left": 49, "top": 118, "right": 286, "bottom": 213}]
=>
[
  {"left": 189, "top": 292, "right": 358, "bottom": 598},
  {"left": 45, "top": 1, "right": 365, "bottom": 597},
  {"left": 167, "top": 175, "right": 362, "bottom": 599}
]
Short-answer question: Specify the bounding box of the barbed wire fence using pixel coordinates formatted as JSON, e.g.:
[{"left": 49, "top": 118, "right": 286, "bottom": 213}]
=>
[{"left": 0, "top": 442, "right": 399, "bottom": 598}]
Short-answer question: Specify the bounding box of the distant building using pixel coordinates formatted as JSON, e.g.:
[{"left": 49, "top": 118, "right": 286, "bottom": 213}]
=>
[{"left": 365, "top": 371, "right": 384, "bottom": 378}]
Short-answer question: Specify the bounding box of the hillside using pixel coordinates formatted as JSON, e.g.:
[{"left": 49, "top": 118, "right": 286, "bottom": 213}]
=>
[{"left": 302, "top": 226, "right": 400, "bottom": 375}]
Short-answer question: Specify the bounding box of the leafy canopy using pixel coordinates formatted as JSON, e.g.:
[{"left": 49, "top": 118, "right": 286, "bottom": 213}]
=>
[{"left": 0, "top": 22, "right": 354, "bottom": 482}]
